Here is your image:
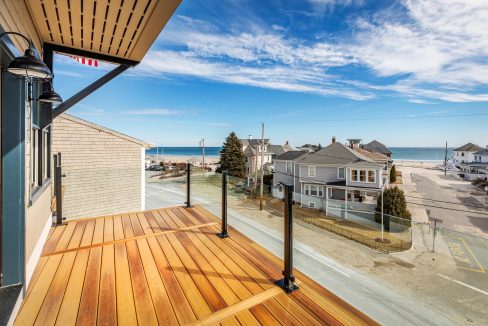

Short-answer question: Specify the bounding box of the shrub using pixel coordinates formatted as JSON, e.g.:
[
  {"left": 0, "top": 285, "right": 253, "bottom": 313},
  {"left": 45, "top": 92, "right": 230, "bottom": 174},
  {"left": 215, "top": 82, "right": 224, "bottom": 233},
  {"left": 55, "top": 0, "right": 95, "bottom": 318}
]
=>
[
  {"left": 389, "top": 165, "right": 397, "bottom": 183},
  {"left": 375, "top": 186, "right": 411, "bottom": 231}
]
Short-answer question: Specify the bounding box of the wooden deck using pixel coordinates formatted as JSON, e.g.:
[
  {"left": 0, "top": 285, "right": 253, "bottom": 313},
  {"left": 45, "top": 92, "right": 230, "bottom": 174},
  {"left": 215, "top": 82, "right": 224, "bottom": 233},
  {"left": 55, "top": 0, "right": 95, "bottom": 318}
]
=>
[{"left": 15, "top": 206, "right": 377, "bottom": 325}]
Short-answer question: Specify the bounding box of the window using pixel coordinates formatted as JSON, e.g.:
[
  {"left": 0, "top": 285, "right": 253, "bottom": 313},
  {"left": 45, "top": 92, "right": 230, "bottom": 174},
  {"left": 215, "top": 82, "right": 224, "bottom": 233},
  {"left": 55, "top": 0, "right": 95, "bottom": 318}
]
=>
[
  {"left": 368, "top": 170, "right": 375, "bottom": 182},
  {"left": 359, "top": 170, "right": 366, "bottom": 182},
  {"left": 309, "top": 202, "right": 315, "bottom": 208},
  {"left": 308, "top": 166, "right": 316, "bottom": 177},
  {"left": 304, "top": 184, "right": 323, "bottom": 197},
  {"left": 277, "top": 185, "right": 283, "bottom": 192},
  {"left": 31, "top": 127, "right": 41, "bottom": 188},
  {"left": 286, "top": 162, "right": 292, "bottom": 173},
  {"left": 461, "top": 152, "right": 465, "bottom": 156},
  {"left": 42, "top": 128, "right": 51, "bottom": 180},
  {"left": 351, "top": 169, "right": 358, "bottom": 182},
  {"left": 338, "top": 167, "right": 345, "bottom": 179}
]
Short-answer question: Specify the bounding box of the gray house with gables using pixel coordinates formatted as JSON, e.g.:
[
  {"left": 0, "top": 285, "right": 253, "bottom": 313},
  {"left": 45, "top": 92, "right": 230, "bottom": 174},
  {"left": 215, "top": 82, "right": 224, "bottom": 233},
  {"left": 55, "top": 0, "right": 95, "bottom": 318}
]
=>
[{"left": 273, "top": 138, "right": 388, "bottom": 209}]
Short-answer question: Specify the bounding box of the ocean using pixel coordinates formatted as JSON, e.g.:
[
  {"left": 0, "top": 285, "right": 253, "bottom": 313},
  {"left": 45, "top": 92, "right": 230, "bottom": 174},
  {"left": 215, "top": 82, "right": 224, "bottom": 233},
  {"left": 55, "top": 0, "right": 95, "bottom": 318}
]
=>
[{"left": 146, "top": 146, "right": 455, "bottom": 161}]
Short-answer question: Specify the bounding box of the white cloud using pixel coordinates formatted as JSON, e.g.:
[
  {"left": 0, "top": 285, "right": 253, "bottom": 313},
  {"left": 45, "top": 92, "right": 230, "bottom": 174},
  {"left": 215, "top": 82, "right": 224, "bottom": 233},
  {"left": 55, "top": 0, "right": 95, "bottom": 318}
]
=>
[
  {"left": 123, "top": 108, "right": 180, "bottom": 116},
  {"left": 135, "top": 0, "right": 488, "bottom": 103}
]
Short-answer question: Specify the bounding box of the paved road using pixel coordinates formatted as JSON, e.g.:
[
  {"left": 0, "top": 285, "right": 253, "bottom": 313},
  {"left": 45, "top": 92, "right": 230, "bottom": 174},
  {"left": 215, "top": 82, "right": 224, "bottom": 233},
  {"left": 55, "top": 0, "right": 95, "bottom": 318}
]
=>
[
  {"left": 411, "top": 174, "right": 488, "bottom": 294},
  {"left": 146, "top": 180, "right": 455, "bottom": 325}
]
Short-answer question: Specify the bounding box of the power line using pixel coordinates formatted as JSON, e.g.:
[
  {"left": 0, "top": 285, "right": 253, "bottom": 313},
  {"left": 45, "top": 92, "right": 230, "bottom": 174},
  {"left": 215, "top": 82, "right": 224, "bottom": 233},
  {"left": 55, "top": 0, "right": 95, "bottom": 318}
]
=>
[
  {"left": 266, "top": 113, "right": 488, "bottom": 124},
  {"left": 404, "top": 194, "right": 488, "bottom": 210},
  {"left": 273, "top": 170, "right": 488, "bottom": 216},
  {"left": 405, "top": 201, "right": 488, "bottom": 217}
]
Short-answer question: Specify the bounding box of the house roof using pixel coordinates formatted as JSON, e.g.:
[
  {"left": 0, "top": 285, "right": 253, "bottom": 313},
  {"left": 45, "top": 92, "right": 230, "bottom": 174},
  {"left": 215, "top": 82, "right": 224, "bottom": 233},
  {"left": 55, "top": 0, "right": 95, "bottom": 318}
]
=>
[
  {"left": 474, "top": 148, "right": 488, "bottom": 156},
  {"left": 353, "top": 148, "right": 390, "bottom": 163},
  {"left": 453, "top": 143, "right": 484, "bottom": 152},
  {"left": 361, "top": 140, "right": 392, "bottom": 155},
  {"left": 58, "top": 114, "right": 150, "bottom": 147},
  {"left": 241, "top": 139, "right": 270, "bottom": 147},
  {"left": 25, "top": 0, "right": 181, "bottom": 63},
  {"left": 275, "top": 151, "right": 307, "bottom": 161},
  {"left": 269, "top": 143, "right": 296, "bottom": 155},
  {"left": 296, "top": 142, "right": 381, "bottom": 167}
]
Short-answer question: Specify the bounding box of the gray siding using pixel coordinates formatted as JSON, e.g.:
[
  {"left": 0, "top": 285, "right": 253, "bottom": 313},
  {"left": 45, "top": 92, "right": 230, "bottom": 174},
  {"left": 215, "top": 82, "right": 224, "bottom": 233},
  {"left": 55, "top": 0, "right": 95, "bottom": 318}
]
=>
[{"left": 298, "top": 164, "right": 343, "bottom": 183}]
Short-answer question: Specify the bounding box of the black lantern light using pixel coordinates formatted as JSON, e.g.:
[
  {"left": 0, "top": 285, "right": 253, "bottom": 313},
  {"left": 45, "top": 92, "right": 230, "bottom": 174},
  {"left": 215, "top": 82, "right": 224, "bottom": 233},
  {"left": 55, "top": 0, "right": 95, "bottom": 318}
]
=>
[
  {"left": 38, "top": 82, "right": 63, "bottom": 105},
  {"left": 0, "top": 32, "right": 52, "bottom": 80}
]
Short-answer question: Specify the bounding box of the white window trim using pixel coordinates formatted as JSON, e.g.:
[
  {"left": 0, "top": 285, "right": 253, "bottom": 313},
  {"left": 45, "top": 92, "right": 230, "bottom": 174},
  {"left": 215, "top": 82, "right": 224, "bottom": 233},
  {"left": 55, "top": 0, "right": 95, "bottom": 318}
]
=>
[
  {"left": 286, "top": 161, "right": 293, "bottom": 173},
  {"left": 308, "top": 165, "right": 316, "bottom": 177},
  {"left": 349, "top": 169, "right": 377, "bottom": 184},
  {"left": 304, "top": 184, "right": 324, "bottom": 197},
  {"left": 337, "top": 167, "right": 345, "bottom": 179}
]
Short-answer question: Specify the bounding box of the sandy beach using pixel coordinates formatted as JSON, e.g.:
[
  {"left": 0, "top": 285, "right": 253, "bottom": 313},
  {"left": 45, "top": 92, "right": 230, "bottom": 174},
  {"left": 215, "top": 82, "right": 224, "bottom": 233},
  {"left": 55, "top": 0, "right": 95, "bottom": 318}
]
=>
[{"left": 146, "top": 154, "right": 220, "bottom": 169}]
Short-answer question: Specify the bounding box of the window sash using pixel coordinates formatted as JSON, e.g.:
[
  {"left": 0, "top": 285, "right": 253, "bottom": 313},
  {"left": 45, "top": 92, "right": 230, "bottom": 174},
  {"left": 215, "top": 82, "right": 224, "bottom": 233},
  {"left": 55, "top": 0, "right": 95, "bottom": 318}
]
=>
[
  {"left": 351, "top": 169, "right": 358, "bottom": 181},
  {"left": 308, "top": 166, "right": 316, "bottom": 177},
  {"left": 359, "top": 170, "right": 366, "bottom": 182},
  {"left": 368, "top": 170, "right": 375, "bottom": 182},
  {"left": 338, "top": 167, "right": 345, "bottom": 179}
]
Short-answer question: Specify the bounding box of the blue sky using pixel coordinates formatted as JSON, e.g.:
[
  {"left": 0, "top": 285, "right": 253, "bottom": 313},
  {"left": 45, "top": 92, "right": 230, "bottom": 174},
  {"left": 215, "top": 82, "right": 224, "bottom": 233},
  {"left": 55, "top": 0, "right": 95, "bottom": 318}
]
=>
[{"left": 54, "top": 0, "right": 488, "bottom": 147}]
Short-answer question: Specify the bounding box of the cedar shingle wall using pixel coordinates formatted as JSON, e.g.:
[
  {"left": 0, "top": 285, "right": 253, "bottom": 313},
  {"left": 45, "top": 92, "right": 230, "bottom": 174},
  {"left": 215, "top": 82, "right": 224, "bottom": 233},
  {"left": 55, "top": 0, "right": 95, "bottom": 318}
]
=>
[{"left": 51, "top": 116, "right": 143, "bottom": 219}]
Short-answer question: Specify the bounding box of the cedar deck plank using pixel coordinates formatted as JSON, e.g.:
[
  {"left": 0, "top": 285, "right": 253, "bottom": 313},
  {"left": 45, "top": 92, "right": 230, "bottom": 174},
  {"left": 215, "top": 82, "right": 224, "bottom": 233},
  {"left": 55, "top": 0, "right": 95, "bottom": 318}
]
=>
[
  {"left": 18, "top": 206, "right": 377, "bottom": 326},
  {"left": 125, "top": 240, "right": 158, "bottom": 325},
  {"left": 34, "top": 252, "right": 77, "bottom": 325},
  {"left": 15, "top": 255, "right": 63, "bottom": 325},
  {"left": 114, "top": 242, "right": 138, "bottom": 326}
]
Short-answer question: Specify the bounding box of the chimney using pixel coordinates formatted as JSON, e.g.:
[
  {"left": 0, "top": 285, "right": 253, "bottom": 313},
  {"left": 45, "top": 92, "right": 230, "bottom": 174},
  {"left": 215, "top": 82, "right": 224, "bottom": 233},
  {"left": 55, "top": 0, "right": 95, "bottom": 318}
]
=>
[
  {"left": 285, "top": 140, "right": 289, "bottom": 145},
  {"left": 248, "top": 134, "right": 252, "bottom": 139},
  {"left": 332, "top": 136, "right": 336, "bottom": 144}
]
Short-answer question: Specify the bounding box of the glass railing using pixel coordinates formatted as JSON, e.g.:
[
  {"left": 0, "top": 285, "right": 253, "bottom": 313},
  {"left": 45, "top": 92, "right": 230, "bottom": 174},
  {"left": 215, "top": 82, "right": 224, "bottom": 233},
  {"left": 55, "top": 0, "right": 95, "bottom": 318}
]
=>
[{"left": 145, "top": 168, "right": 488, "bottom": 325}]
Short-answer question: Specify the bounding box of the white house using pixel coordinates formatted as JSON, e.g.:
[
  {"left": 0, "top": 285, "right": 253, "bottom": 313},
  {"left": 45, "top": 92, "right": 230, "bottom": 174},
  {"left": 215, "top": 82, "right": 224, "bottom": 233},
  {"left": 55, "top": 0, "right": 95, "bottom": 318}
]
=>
[
  {"left": 241, "top": 137, "right": 273, "bottom": 184},
  {"left": 453, "top": 143, "right": 484, "bottom": 165}
]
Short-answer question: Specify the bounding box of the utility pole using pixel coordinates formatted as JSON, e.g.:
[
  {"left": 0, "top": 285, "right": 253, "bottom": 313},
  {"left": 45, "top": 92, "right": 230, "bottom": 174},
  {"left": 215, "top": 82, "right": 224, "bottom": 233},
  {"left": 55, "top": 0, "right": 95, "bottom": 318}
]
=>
[
  {"left": 260, "top": 122, "right": 265, "bottom": 210},
  {"left": 199, "top": 138, "right": 205, "bottom": 170},
  {"left": 444, "top": 141, "right": 448, "bottom": 175}
]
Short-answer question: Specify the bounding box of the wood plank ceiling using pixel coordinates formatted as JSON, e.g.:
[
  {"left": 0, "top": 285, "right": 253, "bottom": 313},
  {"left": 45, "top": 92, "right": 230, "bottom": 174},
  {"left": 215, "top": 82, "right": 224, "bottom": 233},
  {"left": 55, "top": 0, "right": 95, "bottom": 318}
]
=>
[{"left": 25, "top": 0, "right": 181, "bottom": 62}]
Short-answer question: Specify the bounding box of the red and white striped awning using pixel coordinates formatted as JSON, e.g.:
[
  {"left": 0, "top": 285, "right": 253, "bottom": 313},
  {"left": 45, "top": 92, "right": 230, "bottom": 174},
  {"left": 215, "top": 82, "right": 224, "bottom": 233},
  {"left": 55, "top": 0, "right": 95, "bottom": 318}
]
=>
[{"left": 70, "top": 56, "right": 99, "bottom": 67}]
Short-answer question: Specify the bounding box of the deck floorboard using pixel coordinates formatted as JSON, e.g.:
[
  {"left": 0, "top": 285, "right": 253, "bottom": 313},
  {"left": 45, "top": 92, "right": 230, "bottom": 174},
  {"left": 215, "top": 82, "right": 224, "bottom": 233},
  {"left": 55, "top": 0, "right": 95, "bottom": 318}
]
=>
[{"left": 15, "top": 206, "right": 378, "bottom": 325}]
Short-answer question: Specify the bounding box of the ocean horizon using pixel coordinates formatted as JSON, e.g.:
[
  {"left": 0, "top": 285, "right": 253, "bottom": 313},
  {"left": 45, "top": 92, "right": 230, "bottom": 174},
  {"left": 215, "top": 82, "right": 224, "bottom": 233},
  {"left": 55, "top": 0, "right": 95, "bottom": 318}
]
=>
[{"left": 146, "top": 146, "right": 455, "bottom": 161}]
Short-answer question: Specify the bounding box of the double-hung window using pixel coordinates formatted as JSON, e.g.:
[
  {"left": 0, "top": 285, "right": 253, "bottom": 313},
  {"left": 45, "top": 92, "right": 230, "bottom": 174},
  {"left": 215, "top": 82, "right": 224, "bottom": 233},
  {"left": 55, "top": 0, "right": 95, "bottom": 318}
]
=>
[
  {"left": 368, "top": 170, "right": 375, "bottom": 182},
  {"left": 359, "top": 170, "right": 366, "bottom": 182},
  {"left": 351, "top": 169, "right": 358, "bottom": 182},
  {"left": 308, "top": 166, "right": 316, "bottom": 177},
  {"left": 286, "top": 161, "right": 292, "bottom": 173},
  {"left": 338, "top": 167, "right": 345, "bottom": 179}
]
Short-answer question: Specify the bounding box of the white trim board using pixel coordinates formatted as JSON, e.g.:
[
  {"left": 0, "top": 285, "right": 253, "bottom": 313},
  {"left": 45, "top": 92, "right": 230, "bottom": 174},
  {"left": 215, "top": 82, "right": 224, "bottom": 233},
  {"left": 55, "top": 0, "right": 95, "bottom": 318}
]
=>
[{"left": 25, "top": 213, "right": 52, "bottom": 289}]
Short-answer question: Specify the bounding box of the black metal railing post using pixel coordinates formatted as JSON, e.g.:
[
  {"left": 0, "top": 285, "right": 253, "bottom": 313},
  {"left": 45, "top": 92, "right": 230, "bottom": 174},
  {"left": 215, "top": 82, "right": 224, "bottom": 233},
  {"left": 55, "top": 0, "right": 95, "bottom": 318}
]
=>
[
  {"left": 275, "top": 184, "right": 299, "bottom": 293},
  {"left": 185, "top": 162, "right": 191, "bottom": 208},
  {"left": 55, "top": 152, "right": 63, "bottom": 225},
  {"left": 217, "top": 171, "right": 229, "bottom": 238}
]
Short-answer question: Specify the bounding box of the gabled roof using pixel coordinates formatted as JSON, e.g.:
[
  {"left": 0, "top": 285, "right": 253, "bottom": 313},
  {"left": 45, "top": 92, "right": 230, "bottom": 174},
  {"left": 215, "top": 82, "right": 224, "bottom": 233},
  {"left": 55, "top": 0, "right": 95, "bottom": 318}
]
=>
[
  {"left": 474, "top": 148, "right": 488, "bottom": 156},
  {"left": 361, "top": 140, "right": 392, "bottom": 155},
  {"left": 269, "top": 143, "right": 296, "bottom": 155},
  {"left": 275, "top": 151, "right": 307, "bottom": 161},
  {"left": 296, "top": 142, "right": 381, "bottom": 167},
  {"left": 241, "top": 139, "right": 270, "bottom": 147},
  {"left": 57, "top": 114, "right": 150, "bottom": 147},
  {"left": 353, "top": 148, "right": 390, "bottom": 163},
  {"left": 453, "top": 143, "right": 484, "bottom": 152}
]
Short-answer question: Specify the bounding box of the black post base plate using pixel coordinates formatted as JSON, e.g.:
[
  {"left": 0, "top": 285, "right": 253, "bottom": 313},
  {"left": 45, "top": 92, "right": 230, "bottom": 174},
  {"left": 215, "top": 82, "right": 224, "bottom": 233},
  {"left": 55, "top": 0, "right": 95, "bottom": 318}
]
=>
[
  {"left": 216, "top": 232, "right": 229, "bottom": 239},
  {"left": 275, "top": 278, "right": 299, "bottom": 294}
]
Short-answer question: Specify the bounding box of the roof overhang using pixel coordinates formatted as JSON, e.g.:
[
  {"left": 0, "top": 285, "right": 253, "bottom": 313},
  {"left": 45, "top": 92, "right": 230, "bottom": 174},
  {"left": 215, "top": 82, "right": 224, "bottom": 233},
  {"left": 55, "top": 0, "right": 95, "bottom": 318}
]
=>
[{"left": 25, "top": 0, "right": 181, "bottom": 64}]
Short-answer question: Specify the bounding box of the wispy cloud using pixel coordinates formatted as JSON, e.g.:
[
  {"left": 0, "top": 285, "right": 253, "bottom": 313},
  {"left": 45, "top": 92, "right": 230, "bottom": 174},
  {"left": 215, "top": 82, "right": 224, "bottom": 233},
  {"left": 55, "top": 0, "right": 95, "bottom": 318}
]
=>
[
  {"left": 123, "top": 108, "right": 181, "bottom": 116},
  {"left": 134, "top": 1, "right": 488, "bottom": 103}
]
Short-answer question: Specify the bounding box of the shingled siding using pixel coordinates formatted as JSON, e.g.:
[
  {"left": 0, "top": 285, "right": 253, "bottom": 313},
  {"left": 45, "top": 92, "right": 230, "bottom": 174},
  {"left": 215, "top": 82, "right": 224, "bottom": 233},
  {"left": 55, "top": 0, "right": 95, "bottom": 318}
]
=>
[{"left": 51, "top": 115, "right": 144, "bottom": 220}]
